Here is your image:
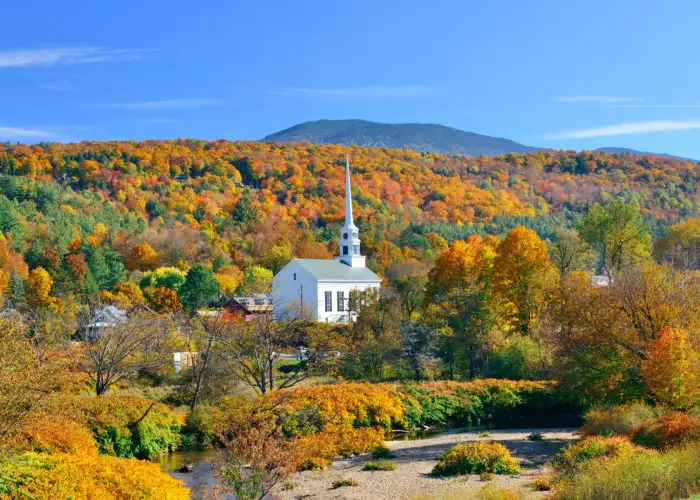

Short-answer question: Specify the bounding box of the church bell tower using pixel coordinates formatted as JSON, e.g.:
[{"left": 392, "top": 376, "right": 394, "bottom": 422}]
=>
[{"left": 336, "top": 157, "right": 366, "bottom": 268}]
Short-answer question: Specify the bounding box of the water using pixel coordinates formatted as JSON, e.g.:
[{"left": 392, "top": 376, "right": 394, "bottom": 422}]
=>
[
  {"left": 390, "top": 424, "right": 493, "bottom": 441},
  {"left": 160, "top": 449, "right": 225, "bottom": 499}
]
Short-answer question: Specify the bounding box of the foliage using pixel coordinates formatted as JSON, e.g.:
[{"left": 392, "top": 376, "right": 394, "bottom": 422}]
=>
[
  {"left": 178, "top": 264, "right": 220, "bottom": 312},
  {"left": 74, "top": 396, "right": 183, "bottom": 460},
  {"left": 237, "top": 265, "right": 273, "bottom": 295},
  {"left": 580, "top": 402, "right": 660, "bottom": 437},
  {"left": 530, "top": 475, "right": 553, "bottom": 491},
  {"left": 332, "top": 478, "right": 358, "bottom": 488},
  {"left": 371, "top": 445, "right": 395, "bottom": 459},
  {"left": 0, "top": 451, "right": 189, "bottom": 499},
  {"left": 631, "top": 412, "right": 700, "bottom": 449},
  {"left": 477, "top": 485, "right": 524, "bottom": 500},
  {"left": 180, "top": 405, "right": 215, "bottom": 451},
  {"left": 431, "top": 441, "right": 521, "bottom": 475},
  {"left": 362, "top": 460, "right": 397, "bottom": 471},
  {"left": 552, "top": 435, "right": 648, "bottom": 475},
  {"left": 527, "top": 432, "right": 543, "bottom": 441},
  {"left": 554, "top": 444, "right": 700, "bottom": 500},
  {"left": 642, "top": 326, "right": 700, "bottom": 410}
]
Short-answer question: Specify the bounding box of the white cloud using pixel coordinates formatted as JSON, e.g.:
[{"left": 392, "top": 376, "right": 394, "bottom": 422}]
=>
[
  {"left": 0, "top": 47, "right": 146, "bottom": 68},
  {"left": 553, "top": 96, "right": 642, "bottom": 103},
  {"left": 275, "top": 86, "right": 434, "bottom": 99},
  {"left": 92, "top": 98, "right": 219, "bottom": 110},
  {"left": 545, "top": 120, "right": 700, "bottom": 139},
  {"left": 603, "top": 103, "right": 700, "bottom": 108},
  {"left": 0, "top": 126, "right": 56, "bottom": 139}
]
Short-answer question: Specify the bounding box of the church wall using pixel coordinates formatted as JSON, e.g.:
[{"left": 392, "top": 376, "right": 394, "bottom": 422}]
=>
[
  {"left": 316, "top": 281, "right": 380, "bottom": 324},
  {"left": 272, "top": 262, "right": 318, "bottom": 321}
]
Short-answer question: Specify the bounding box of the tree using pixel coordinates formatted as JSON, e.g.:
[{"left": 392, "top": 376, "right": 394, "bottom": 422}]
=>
[
  {"left": 237, "top": 266, "right": 273, "bottom": 295},
  {"left": 400, "top": 322, "right": 436, "bottom": 380},
  {"left": 656, "top": 217, "right": 700, "bottom": 270},
  {"left": 231, "top": 196, "right": 260, "bottom": 226},
  {"left": 386, "top": 262, "right": 428, "bottom": 321},
  {"left": 26, "top": 266, "right": 54, "bottom": 308},
  {"left": 149, "top": 287, "right": 182, "bottom": 313},
  {"left": 218, "top": 317, "right": 346, "bottom": 394},
  {"left": 642, "top": 326, "right": 700, "bottom": 410},
  {"left": 493, "top": 226, "right": 556, "bottom": 335},
  {"left": 548, "top": 227, "right": 593, "bottom": 277},
  {"left": 127, "top": 242, "right": 158, "bottom": 271},
  {"left": 179, "top": 264, "right": 221, "bottom": 312},
  {"left": 73, "top": 310, "right": 174, "bottom": 396},
  {"left": 577, "top": 201, "right": 651, "bottom": 277}
]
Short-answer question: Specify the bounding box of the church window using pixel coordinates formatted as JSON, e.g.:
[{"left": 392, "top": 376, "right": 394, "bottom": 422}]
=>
[
  {"left": 353, "top": 232, "right": 358, "bottom": 239},
  {"left": 325, "top": 291, "right": 332, "bottom": 312},
  {"left": 293, "top": 273, "right": 296, "bottom": 280},
  {"left": 343, "top": 246, "right": 349, "bottom": 255},
  {"left": 353, "top": 245, "right": 359, "bottom": 255},
  {"left": 337, "top": 291, "right": 345, "bottom": 311},
  {"left": 343, "top": 233, "right": 348, "bottom": 240}
]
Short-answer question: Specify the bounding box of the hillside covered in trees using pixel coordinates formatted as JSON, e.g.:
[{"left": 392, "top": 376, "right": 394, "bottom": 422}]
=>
[{"left": 0, "top": 139, "right": 696, "bottom": 309}]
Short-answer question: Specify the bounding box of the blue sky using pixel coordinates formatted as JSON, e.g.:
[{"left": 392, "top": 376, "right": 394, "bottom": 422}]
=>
[{"left": 3, "top": 0, "right": 700, "bottom": 157}]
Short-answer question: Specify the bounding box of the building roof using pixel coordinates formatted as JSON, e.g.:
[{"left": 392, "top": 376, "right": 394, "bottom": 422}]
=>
[
  {"left": 292, "top": 259, "right": 381, "bottom": 282},
  {"left": 88, "top": 305, "right": 127, "bottom": 328}
]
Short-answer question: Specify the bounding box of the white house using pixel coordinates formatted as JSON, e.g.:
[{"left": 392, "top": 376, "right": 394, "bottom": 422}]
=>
[{"left": 272, "top": 158, "right": 381, "bottom": 323}]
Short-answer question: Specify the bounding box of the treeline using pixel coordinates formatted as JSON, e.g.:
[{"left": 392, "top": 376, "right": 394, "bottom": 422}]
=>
[{"left": 0, "top": 141, "right": 695, "bottom": 309}]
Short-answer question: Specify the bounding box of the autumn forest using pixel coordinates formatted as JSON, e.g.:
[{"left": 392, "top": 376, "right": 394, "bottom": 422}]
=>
[{"left": 0, "top": 140, "right": 699, "bottom": 499}]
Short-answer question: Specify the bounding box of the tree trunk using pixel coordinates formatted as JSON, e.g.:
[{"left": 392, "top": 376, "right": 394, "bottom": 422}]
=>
[{"left": 191, "top": 333, "right": 214, "bottom": 410}]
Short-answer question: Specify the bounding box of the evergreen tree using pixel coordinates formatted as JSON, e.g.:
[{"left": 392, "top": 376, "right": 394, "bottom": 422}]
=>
[{"left": 179, "top": 264, "right": 221, "bottom": 312}]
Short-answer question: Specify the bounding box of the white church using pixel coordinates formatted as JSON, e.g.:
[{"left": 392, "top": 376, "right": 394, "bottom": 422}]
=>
[{"left": 272, "top": 158, "right": 381, "bottom": 323}]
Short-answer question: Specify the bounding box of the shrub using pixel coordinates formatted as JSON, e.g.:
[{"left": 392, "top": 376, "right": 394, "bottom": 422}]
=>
[
  {"left": 530, "top": 475, "right": 552, "bottom": 491},
  {"left": 0, "top": 451, "right": 189, "bottom": 499},
  {"left": 632, "top": 412, "right": 700, "bottom": 449},
  {"left": 527, "top": 432, "right": 544, "bottom": 441},
  {"left": 580, "top": 402, "right": 658, "bottom": 437},
  {"left": 180, "top": 405, "right": 214, "bottom": 451},
  {"left": 299, "top": 457, "right": 330, "bottom": 471},
  {"left": 555, "top": 445, "right": 700, "bottom": 499},
  {"left": 371, "top": 445, "right": 395, "bottom": 459},
  {"left": 432, "top": 441, "right": 521, "bottom": 476},
  {"left": 10, "top": 415, "right": 98, "bottom": 455},
  {"left": 477, "top": 484, "right": 524, "bottom": 500},
  {"left": 362, "top": 460, "right": 397, "bottom": 471},
  {"left": 74, "top": 396, "right": 183, "bottom": 460},
  {"left": 480, "top": 471, "right": 495, "bottom": 481},
  {"left": 479, "top": 432, "right": 492, "bottom": 438},
  {"left": 332, "top": 478, "right": 358, "bottom": 488},
  {"left": 552, "top": 436, "right": 649, "bottom": 475}
]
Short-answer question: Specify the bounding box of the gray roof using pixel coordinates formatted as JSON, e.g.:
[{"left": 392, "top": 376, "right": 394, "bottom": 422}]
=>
[{"left": 293, "top": 259, "right": 381, "bottom": 282}]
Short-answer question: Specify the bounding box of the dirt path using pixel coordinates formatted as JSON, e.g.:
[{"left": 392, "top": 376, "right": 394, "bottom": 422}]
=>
[{"left": 277, "top": 428, "right": 577, "bottom": 500}]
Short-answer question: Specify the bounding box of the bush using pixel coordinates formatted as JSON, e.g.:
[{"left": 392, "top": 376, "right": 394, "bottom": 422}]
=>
[
  {"left": 362, "top": 460, "right": 397, "bottom": 471},
  {"left": 530, "top": 475, "right": 552, "bottom": 491},
  {"left": 480, "top": 471, "right": 495, "bottom": 481},
  {"left": 0, "top": 451, "right": 189, "bottom": 499},
  {"left": 75, "top": 396, "right": 183, "bottom": 460},
  {"left": 555, "top": 445, "right": 700, "bottom": 499},
  {"left": 432, "top": 441, "right": 521, "bottom": 476},
  {"left": 10, "top": 415, "right": 98, "bottom": 455},
  {"left": 479, "top": 432, "right": 492, "bottom": 438},
  {"left": 632, "top": 412, "right": 700, "bottom": 449},
  {"left": 527, "top": 432, "right": 544, "bottom": 441},
  {"left": 332, "top": 478, "right": 358, "bottom": 488},
  {"left": 581, "top": 402, "right": 658, "bottom": 437},
  {"left": 477, "top": 484, "right": 524, "bottom": 500},
  {"left": 552, "top": 436, "right": 648, "bottom": 475},
  {"left": 371, "top": 445, "right": 395, "bottom": 459},
  {"left": 299, "top": 456, "right": 330, "bottom": 471},
  {"left": 180, "top": 405, "right": 215, "bottom": 451}
]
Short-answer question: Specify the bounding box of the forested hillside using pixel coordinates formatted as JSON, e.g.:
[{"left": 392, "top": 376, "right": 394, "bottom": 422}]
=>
[{"left": 0, "top": 139, "right": 696, "bottom": 306}]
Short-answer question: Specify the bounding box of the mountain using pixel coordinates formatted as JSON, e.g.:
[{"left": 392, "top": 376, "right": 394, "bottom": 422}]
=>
[
  {"left": 263, "top": 119, "right": 538, "bottom": 157},
  {"left": 593, "top": 147, "right": 693, "bottom": 162}
]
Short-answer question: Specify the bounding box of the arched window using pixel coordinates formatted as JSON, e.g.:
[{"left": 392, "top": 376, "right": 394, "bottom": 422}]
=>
[{"left": 293, "top": 273, "right": 296, "bottom": 280}]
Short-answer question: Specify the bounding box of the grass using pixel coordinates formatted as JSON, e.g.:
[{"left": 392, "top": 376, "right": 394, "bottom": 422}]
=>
[
  {"left": 556, "top": 444, "right": 700, "bottom": 499},
  {"left": 371, "top": 445, "right": 395, "bottom": 459},
  {"left": 530, "top": 476, "right": 552, "bottom": 491},
  {"left": 362, "top": 460, "right": 397, "bottom": 471},
  {"left": 526, "top": 432, "right": 544, "bottom": 441},
  {"left": 332, "top": 478, "right": 358, "bottom": 488},
  {"left": 477, "top": 485, "right": 524, "bottom": 500}
]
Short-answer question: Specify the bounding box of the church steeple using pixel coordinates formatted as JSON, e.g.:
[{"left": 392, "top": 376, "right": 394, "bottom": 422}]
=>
[{"left": 336, "top": 157, "right": 366, "bottom": 268}]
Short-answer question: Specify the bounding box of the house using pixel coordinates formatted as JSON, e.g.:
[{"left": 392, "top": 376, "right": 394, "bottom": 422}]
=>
[
  {"left": 272, "top": 158, "right": 381, "bottom": 323},
  {"left": 223, "top": 294, "right": 273, "bottom": 321},
  {"left": 83, "top": 305, "right": 127, "bottom": 340}
]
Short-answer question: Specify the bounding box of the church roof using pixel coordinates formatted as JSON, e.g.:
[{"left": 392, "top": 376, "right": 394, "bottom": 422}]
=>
[{"left": 292, "top": 259, "right": 381, "bottom": 282}]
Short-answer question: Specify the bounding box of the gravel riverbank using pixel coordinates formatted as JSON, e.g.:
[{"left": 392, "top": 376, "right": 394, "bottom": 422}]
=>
[{"left": 277, "top": 428, "right": 577, "bottom": 500}]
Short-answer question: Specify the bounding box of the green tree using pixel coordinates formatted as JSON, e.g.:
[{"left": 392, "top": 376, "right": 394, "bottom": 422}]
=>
[
  {"left": 179, "top": 264, "right": 221, "bottom": 312},
  {"left": 577, "top": 201, "right": 651, "bottom": 277},
  {"left": 237, "top": 266, "right": 273, "bottom": 295},
  {"left": 548, "top": 227, "right": 594, "bottom": 277}
]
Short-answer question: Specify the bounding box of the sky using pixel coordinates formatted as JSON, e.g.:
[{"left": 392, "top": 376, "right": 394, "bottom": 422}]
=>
[{"left": 3, "top": 0, "right": 700, "bottom": 157}]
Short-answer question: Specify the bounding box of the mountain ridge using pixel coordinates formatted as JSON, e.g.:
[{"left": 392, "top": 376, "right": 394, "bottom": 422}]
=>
[{"left": 263, "top": 119, "right": 694, "bottom": 160}]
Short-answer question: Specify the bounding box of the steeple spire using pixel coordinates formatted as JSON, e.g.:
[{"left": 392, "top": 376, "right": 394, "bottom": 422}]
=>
[
  {"left": 335, "top": 156, "right": 365, "bottom": 268},
  {"left": 344, "top": 156, "right": 356, "bottom": 229}
]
